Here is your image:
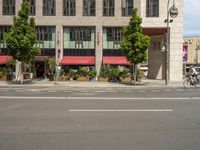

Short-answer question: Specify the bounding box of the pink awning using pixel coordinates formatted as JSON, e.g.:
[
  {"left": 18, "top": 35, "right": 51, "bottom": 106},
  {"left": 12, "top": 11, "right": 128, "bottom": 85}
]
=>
[
  {"left": 0, "top": 56, "right": 12, "bottom": 64},
  {"left": 60, "top": 56, "right": 95, "bottom": 65},
  {"left": 103, "top": 56, "right": 132, "bottom": 65}
]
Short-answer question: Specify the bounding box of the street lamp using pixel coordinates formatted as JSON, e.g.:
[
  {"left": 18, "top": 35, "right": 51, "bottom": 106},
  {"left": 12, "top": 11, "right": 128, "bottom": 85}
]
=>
[{"left": 164, "top": 0, "right": 178, "bottom": 85}]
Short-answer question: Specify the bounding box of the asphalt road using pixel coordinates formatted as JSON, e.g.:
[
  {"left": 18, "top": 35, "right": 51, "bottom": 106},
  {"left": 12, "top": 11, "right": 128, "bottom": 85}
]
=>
[{"left": 0, "top": 86, "right": 200, "bottom": 150}]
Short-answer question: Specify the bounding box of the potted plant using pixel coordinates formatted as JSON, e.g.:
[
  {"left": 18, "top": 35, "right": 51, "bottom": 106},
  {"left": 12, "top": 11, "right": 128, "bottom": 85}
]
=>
[
  {"left": 0, "top": 67, "right": 7, "bottom": 81},
  {"left": 76, "top": 66, "right": 89, "bottom": 81},
  {"left": 120, "top": 67, "right": 131, "bottom": 83},
  {"left": 69, "top": 70, "right": 76, "bottom": 81},
  {"left": 48, "top": 57, "right": 56, "bottom": 81},
  {"left": 110, "top": 67, "right": 120, "bottom": 82},
  {"left": 98, "top": 65, "right": 110, "bottom": 81},
  {"left": 88, "top": 69, "right": 97, "bottom": 81},
  {"left": 6, "top": 59, "right": 15, "bottom": 81}
]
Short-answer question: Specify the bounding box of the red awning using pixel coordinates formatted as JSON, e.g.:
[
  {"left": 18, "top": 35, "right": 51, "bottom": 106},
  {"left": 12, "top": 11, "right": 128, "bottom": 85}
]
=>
[
  {"left": 0, "top": 56, "right": 12, "bottom": 64},
  {"left": 103, "top": 56, "right": 132, "bottom": 65},
  {"left": 60, "top": 56, "right": 95, "bottom": 65}
]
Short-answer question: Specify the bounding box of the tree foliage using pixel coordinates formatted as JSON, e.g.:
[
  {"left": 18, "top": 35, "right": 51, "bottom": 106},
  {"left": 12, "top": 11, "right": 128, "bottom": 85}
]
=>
[
  {"left": 120, "top": 8, "right": 150, "bottom": 84},
  {"left": 3, "top": 0, "right": 39, "bottom": 63},
  {"left": 120, "top": 8, "right": 150, "bottom": 64}
]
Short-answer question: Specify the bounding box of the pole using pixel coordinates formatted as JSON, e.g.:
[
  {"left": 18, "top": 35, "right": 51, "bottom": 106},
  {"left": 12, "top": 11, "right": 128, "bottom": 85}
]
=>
[{"left": 165, "top": 0, "right": 170, "bottom": 85}]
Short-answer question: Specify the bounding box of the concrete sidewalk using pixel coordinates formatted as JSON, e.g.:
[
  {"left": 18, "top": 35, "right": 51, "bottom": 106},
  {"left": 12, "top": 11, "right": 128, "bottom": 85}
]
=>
[{"left": 0, "top": 79, "right": 183, "bottom": 88}]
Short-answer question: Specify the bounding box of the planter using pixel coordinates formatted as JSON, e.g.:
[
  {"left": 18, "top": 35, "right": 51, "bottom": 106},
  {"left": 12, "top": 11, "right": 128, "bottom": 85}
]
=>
[
  {"left": 6, "top": 74, "right": 13, "bottom": 81},
  {"left": 98, "top": 77, "right": 109, "bottom": 82},
  {"left": 76, "top": 76, "right": 89, "bottom": 81},
  {"left": 0, "top": 76, "right": 6, "bottom": 81},
  {"left": 120, "top": 77, "right": 131, "bottom": 83},
  {"left": 49, "top": 75, "right": 54, "bottom": 81},
  {"left": 58, "top": 76, "right": 69, "bottom": 81}
]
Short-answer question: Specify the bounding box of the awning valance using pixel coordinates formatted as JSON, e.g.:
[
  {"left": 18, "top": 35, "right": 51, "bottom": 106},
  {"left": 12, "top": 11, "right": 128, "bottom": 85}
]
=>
[
  {"left": 103, "top": 56, "right": 132, "bottom": 65},
  {"left": 0, "top": 56, "right": 12, "bottom": 64},
  {"left": 60, "top": 56, "right": 95, "bottom": 65}
]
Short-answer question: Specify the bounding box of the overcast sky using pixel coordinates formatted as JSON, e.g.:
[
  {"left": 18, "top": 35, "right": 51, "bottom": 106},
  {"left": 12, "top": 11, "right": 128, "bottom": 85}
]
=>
[{"left": 184, "top": 0, "right": 200, "bottom": 36}]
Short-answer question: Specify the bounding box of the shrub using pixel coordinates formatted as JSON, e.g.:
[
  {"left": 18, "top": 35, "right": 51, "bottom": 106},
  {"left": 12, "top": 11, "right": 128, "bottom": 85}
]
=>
[
  {"left": 99, "top": 65, "right": 110, "bottom": 78},
  {"left": 88, "top": 69, "right": 97, "bottom": 79},
  {"left": 79, "top": 66, "right": 89, "bottom": 77},
  {"left": 110, "top": 67, "right": 120, "bottom": 79}
]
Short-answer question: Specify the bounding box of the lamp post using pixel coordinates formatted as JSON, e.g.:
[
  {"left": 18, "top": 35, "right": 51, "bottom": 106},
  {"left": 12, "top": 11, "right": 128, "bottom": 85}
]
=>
[{"left": 164, "top": 0, "right": 178, "bottom": 85}]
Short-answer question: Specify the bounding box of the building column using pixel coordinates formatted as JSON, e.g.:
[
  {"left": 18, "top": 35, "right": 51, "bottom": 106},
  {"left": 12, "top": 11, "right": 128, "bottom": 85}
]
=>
[
  {"left": 168, "top": 0, "right": 183, "bottom": 81},
  {"left": 56, "top": 24, "right": 63, "bottom": 64},
  {"left": 168, "top": 27, "right": 183, "bottom": 81},
  {"left": 95, "top": 26, "right": 103, "bottom": 76}
]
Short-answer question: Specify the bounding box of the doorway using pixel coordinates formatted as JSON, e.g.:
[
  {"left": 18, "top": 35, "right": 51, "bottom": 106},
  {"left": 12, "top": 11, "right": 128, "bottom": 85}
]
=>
[{"left": 35, "top": 61, "right": 45, "bottom": 78}]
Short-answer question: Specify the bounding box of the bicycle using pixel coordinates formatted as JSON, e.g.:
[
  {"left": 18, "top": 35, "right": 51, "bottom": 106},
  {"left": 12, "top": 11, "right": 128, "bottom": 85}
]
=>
[{"left": 183, "top": 73, "right": 200, "bottom": 88}]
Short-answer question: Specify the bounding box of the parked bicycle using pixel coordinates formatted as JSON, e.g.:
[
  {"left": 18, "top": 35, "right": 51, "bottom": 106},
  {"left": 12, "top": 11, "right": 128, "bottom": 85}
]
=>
[{"left": 183, "top": 73, "right": 200, "bottom": 88}]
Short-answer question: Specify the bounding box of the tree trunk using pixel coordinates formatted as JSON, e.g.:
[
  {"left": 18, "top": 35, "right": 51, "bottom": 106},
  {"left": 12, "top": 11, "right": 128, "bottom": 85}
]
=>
[
  {"left": 20, "top": 61, "right": 24, "bottom": 84},
  {"left": 130, "top": 64, "right": 136, "bottom": 85}
]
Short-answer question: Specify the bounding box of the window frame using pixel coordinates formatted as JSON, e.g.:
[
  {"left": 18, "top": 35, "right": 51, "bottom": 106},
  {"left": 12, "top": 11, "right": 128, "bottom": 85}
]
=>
[
  {"left": 29, "top": 0, "right": 36, "bottom": 16},
  {"left": 63, "top": 0, "right": 76, "bottom": 16},
  {"left": 121, "top": 0, "right": 133, "bottom": 16},
  {"left": 82, "top": 0, "right": 96, "bottom": 16},
  {"left": 2, "top": 0, "right": 15, "bottom": 15},
  {"left": 146, "top": 0, "right": 159, "bottom": 17},
  {"left": 43, "top": 0, "right": 56, "bottom": 16},
  {"left": 103, "top": 0, "right": 115, "bottom": 17}
]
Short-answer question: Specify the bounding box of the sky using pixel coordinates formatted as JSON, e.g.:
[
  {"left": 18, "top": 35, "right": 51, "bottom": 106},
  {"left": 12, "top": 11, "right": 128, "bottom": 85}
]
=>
[{"left": 184, "top": 0, "right": 200, "bottom": 36}]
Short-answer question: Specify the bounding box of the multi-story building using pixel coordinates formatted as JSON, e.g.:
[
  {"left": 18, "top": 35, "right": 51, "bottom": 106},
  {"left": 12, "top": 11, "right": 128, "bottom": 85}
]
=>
[
  {"left": 0, "top": 0, "right": 183, "bottom": 81},
  {"left": 183, "top": 36, "right": 200, "bottom": 73}
]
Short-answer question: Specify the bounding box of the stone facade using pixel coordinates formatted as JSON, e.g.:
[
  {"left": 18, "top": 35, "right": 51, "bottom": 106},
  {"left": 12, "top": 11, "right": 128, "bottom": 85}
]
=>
[
  {"left": 183, "top": 36, "right": 200, "bottom": 73},
  {"left": 0, "top": 0, "right": 183, "bottom": 81}
]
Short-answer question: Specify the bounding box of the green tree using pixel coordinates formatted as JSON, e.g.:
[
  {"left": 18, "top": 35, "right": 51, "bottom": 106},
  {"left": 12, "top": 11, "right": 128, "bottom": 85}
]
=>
[
  {"left": 3, "top": 0, "right": 39, "bottom": 83},
  {"left": 120, "top": 8, "right": 150, "bottom": 84}
]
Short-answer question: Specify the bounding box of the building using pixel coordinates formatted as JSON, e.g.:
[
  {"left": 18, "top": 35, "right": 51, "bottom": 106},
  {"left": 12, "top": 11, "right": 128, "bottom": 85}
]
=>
[
  {"left": 183, "top": 36, "right": 200, "bottom": 73},
  {"left": 0, "top": 0, "right": 183, "bottom": 81}
]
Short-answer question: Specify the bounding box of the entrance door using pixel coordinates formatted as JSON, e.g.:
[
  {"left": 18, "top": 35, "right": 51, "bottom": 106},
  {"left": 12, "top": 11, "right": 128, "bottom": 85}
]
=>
[{"left": 35, "top": 61, "right": 45, "bottom": 78}]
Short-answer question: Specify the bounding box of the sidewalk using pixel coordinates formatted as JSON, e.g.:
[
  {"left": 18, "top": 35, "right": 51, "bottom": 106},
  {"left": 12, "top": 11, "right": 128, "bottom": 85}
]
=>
[{"left": 0, "top": 79, "right": 183, "bottom": 88}]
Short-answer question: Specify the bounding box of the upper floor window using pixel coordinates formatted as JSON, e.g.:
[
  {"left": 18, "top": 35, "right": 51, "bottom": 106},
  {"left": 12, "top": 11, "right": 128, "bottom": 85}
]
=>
[
  {"left": 103, "top": 27, "right": 122, "bottom": 49},
  {"left": 0, "top": 26, "right": 11, "bottom": 48},
  {"left": 29, "top": 0, "right": 36, "bottom": 16},
  {"left": 63, "top": 27, "right": 95, "bottom": 49},
  {"left": 83, "top": 0, "right": 96, "bottom": 16},
  {"left": 63, "top": 0, "right": 76, "bottom": 16},
  {"left": 2, "top": 0, "right": 15, "bottom": 15},
  {"left": 35, "top": 26, "right": 56, "bottom": 49},
  {"left": 121, "top": 0, "right": 133, "bottom": 16},
  {"left": 43, "top": 0, "right": 56, "bottom": 16},
  {"left": 103, "top": 0, "right": 115, "bottom": 16},
  {"left": 146, "top": 0, "right": 159, "bottom": 17}
]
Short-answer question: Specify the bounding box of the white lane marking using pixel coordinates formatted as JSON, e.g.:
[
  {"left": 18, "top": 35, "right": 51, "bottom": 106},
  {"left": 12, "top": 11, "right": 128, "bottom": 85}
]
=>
[
  {"left": 0, "top": 105, "right": 25, "bottom": 111},
  {"left": 67, "top": 97, "right": 199, "bottom": 100},
  {"left": 0, "top": 96, "right": 66, "bottom": 99},
  {"left": 69, "top": 109, "right": 173, "bottom": 112}
]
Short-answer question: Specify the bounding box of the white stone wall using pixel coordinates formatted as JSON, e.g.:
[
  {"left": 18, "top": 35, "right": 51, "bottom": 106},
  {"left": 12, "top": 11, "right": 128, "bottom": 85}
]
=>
[{"left": 0, "top": 0, "right": 183, "bottom": 81}]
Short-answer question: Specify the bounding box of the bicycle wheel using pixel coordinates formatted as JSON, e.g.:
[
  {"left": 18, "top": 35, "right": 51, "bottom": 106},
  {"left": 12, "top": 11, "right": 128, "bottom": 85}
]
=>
[{"left": 183, "top": 79, "right": 192, "bottom": 88}]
